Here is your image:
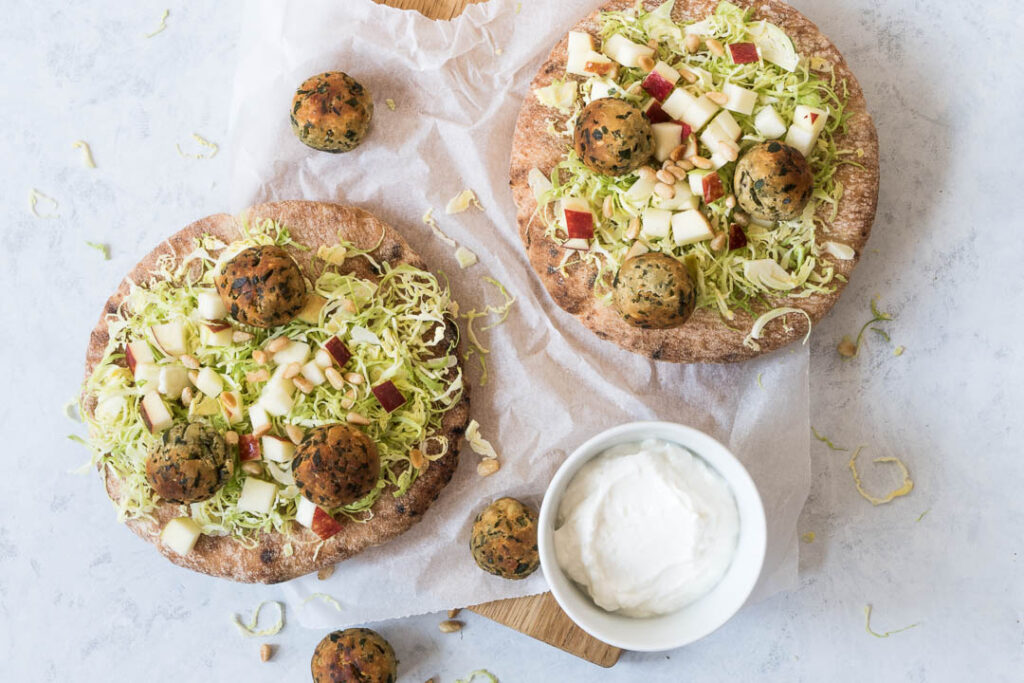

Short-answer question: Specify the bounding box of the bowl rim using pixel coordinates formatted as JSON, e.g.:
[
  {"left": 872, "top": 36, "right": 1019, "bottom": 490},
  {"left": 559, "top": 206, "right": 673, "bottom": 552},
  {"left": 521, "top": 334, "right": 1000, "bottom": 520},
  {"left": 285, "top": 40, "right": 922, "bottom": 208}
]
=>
[{"left": 538, "top": 420, "right": 767, "bottom": 652}]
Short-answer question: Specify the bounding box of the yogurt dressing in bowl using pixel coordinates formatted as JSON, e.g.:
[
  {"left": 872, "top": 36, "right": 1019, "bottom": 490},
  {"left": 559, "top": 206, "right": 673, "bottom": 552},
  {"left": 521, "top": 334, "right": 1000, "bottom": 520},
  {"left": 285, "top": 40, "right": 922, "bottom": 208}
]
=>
[{"left": 553, "top": 438, "right": 739, "bottom": 618}]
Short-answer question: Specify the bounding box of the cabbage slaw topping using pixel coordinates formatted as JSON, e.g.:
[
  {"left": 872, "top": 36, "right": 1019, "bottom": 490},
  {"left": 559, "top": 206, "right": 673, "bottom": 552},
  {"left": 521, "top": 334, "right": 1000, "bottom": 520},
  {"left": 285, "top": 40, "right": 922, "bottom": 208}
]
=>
[
  {"left": 80, "top": 219, "right": 464, "bottom": 547},
  {"left": 535, "top": 1, "right": 860, "bottom": 324}
]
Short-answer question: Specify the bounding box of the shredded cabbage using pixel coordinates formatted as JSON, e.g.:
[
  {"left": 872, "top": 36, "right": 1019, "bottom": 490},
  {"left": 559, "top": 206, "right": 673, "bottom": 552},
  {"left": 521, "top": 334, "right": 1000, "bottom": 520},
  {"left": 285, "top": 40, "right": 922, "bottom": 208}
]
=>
[
  {"left": 459, "top": 277, "right": 515, "bottom": 386},
  {"left": 73, "top": 140, "right": 97, "bottom": 168},
  {"left": 864, "top": 604, "right": 919, "bottom": 638},
  {"left": 848, "top": 447, "right": 914, "bottom": 506},
  {"left": 302, "top": 593, "right": 343, "bottom": 611},
  {"left": 28, "top": 189, "right": 59, "bottom": 219},
  {"left": 144, "top": 9, "right": 170, "bottom": 38},
  {"left": 85, "top": 241, "right": 110, "bottom": 260},
  {"left": 811, "top": 426, "right": 846, "bottom": 451},
  {"left": 465, "top": 420, "right": 498, "bottom": 460},
  {"left": 537, "top": 0, "right": 858, "bottom": 322},
  {"left": 232, "top": 601, "right": 284, "bottom": 637},
  {"left": 176, "top": 133, "right": 219, "bottom": 159},
  {"left": 78, "top": 218, "right": 465, "bottom": 545},
  {"left": 455, "top": 671, "right": 499, "bottom": 683}
]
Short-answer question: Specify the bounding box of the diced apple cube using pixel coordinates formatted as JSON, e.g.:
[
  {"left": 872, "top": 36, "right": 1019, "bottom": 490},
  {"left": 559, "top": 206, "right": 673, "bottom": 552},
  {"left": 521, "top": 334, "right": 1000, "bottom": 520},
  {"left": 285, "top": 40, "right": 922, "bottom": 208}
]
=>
[
  {"left": 300, "top": 361, "right": 326, "bottom": 386},
  {"left": 785, "top": 124, "right": 818, "bottom": 157},
  {"left": 295, "top": 496, "right": 317, "bottom": 528},
  {"left": 239, "top": 434, "right": 261, "bottom": 461},
  {"left": 710, "top": 110, "right": 742, "bottom": 141},
  {"left": 562, "top": 198, "right": 594, "bottom": 239},
  {"left": 249, "top": 403, "right": 271, "bottom": 434},
  {"left": 219, "top": 390, "right": 243, "bottom": 423},
  {"left": 566, "top": 31, "right": 596, "bottom": 75},
  {"left": 625, "top": 174, "right": 657, "bottom": 202},
  {"left": 754, "top": 106, "right": 787, "bottom": 139},
  {"left": 681, "top": 95, "right": 719, "bottom": 131},
  {"left": 372, "top": 381, "right": 406, "bottom": 412},
  {"left": 572, "top": 50, "right": 614, "bottom": 77},
  {"left": 641, "top": 208, "right": 672, "bottom": 239},
  {"left": 722, "top": 83, "right": 757, "bottom": 115},
  {"left": 260, "top": 371, "right": 295, "bottom": 417},
  {"left": 641, "top": 62, "right": 680, "bottom": 101},
  {"left": 728, "top": 42, "right": 760, "bottom": 64},
  {"left": 193, "top": 367, "right": 223, "bottom": 398},
  {"left": 295, "top": 295, "right": 327, "bottom": 325},
  {"left": 133, "top": 362, "right": 160, "bottom": 387},
  {"left": 624, "top": 240, "right": 650, "bottom": 261},
  {"left": 793, "top": 105, "right": 828, "bottom": 137},
  {"left": 196, "top": 290, "right": 227, "bottom": 320},
  {"left": 236, "top": 478, "right": 278, "bottom": 515},
  {"left": 150, "top": 320, "right": 187, "bottom": 357},
  {"left": 314, "top": 348, "right": 334, "bottom": 369},
  {"left": 728, "top": 223, "right": 748, "bottom": 250},
  {"left": 652, "top": 181, "right": 697, "bottom": 211},
  {"left": 562, "top": 238, "right": 590, "bottom": 251},
  {"left": 311, "top": 508, "right": 342, "bottom": 540},
  {"left": 271, "top": 340, "right": 309, "bottom": 367},
  {"left": 602, "top": 33, "right": 655, "bottom": 68},
  {"left": 642, "top": 99, "right": 672, "bottom": 124},
  {"left": 661, "top": 88, "right": 696, "bottom": 121},
  {"left": 261, "top": 435, "right": 296, "bottom": 463},
  {"left": 199, "top": 322, "right": 233, "bottom": 347},
  {"left": 125, "top": 340, "right": 154, "bottom": 373},
  {"left": 95, "top": 396, "right": 127, "bottom": 422},
  {"left": 158, "top": 365, "right": 189, "bottom": 399},
  {"left": 161, "top": 517, "right": 202, "bottom": 555},
  {"left": 652, "top": 122, "right": 686, "bottom": 162},
  {"left": 671, "top": 210, "right": 714, "bottom": 246},
  {"left": 688, "top": 169, "right": 711, "bottom": 197},
  {"left": 702, "top": 172, "right": 725, "bottom": 204},
  {"left": 140, "top": 391, "right": 174, "bottom": 433}
]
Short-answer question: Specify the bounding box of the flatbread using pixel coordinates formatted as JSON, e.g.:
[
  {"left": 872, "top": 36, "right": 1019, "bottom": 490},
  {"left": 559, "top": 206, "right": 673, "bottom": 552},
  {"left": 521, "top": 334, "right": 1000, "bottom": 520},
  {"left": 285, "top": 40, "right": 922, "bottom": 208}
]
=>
[
  {"left": 83, "top": 201, "right": 470, "bottom": 583},
  {"left": 509, "top": 0, "right": 879, "bottom": 362}
]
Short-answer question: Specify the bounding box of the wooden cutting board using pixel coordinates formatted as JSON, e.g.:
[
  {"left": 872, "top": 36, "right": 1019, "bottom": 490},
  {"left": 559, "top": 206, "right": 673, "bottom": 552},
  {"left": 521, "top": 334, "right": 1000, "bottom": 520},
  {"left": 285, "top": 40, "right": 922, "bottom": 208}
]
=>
[{"left": 375, "top": 0, "right": 622, "bottom": 667}]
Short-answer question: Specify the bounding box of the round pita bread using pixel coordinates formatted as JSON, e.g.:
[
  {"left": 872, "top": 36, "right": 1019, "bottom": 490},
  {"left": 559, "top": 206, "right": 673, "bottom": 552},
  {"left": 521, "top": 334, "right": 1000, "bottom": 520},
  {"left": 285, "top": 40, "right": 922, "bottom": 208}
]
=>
[
  {"left": 83, "top": 201, "right": 470, "bottom": 583},
  {"left": 510, "top": 0, "right": 879, "bottom": 362}
]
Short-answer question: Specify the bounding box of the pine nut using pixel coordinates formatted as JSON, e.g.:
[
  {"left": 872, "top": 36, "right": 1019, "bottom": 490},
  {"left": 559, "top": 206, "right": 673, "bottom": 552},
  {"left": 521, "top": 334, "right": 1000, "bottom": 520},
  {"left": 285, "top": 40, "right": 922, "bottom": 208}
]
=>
[
  {"left": 293, "top": 376, "right": 314, "bottom": 394},
  {"left": 654, "top": 182, "right": 675, "bottom": 199},
  {"left": 282, "top": 362, "right": 301, "bottom": 379},
  {"left": 232, "top": 330, "right": 253, "bottom": 343},
  {"left": 707, "top": 38, "right": 725, "bottom": 57},
  {"left": 324, "top": 367, "right": 345, "bottom": 390},
  {"left": 260, "top": 643, "right": 273, "bottom": 663},
  {"left": 187, "top": 370, "right": 199, "bottom": 385},
  {"left": 221, "top": 392, "right": 238, "bottom": 410},
  {"left": 242, "top": 461, "right": 262, "bottom": 476},
  {"left": 710, "top": 233, "right": 727, "bottom": 251},
  {"left": 285, "top": 424, "right": 304, "bottom": 445},
  {"left": 344, "top": 372, "right": 364, "bottom": 385},
  {"left": 689, "top": 155, "right": 713, "bottom": 170},
  {"left": 252, "top": 423, "right": 272, "bottom": 438},
  {"left": 646, "top": 38, "right": 659, "bottom": 49},
  {"left": 677, "top": 66, "right": 697, "bottom": 83},
  {"left": 602, "top": 195, "right": 614, "bottom": 218},
  {"left": 626, "top": 217, "right": 641, "bottom": 240},
  {"left": 706, "top": 91, "right": 728, "bottom": 106},
  {"left": 224, "top": 430, "right": 239, "bottom": 446},
  {"left": 180, "top": 387, "right": 194, "bottom": 406},
  {"left": 661, "top": 158, "right": 675, "bottom": 170},
  {"left": 347, "top": 411, "right": 370, "bottom": 426},
  {"left": 477, "top": 459, "right": 500, "bottom": 477},
  {"left": 252, "top": 350, "right": 268, "bottom": 365},
  {"left": 668, "top": 165, "right": 688, "bottom": 180},
  {"left": 677, "top": 159, "right": 694, "bottom": 171},
  {"left": 669, "top": 144, "right": 688, "bottom": 162},
  {"left": 246, "top": 368, "right": 270, "bottom": 384},
  {"left": 340, "top": 396, "right": 355, "bottom": 410},
  {"left": 656, "top": 169, "right": 675, "bottom": 184},
  {"left": 410, "top": 448, "right": 425, "bottom": 469},
  {"left": 266, "top": 337, "right": 289, "bottom": 353},
  {"left": 448, "top": 608, "right": 461, "bottom": 619},
  {"left": 725, "top": 194, "right": 736, "bottom": 209},
  {"left": 341, "top": 299, "right": 357, "bottom": 314},
  {"left": 439, "top": 620, "right": 463, "bottom": 633},
  {"left": 637, "top": 55, "right": 655, "bottom": 72},
  {"left": 719, "top": 142, "right": 738, "bottom": 162},
  {"left": 181, "top": 354, "right": 200, "bottom": 370},
  {"left": 636, "top": 166, "right": 656, "bottom": 182},
  {"left": 317, "top": 565, "right": 335, "bottom": 581},
  {"left": 684, "top": 33, "right": 700, "bottom": 53},
  {"left": 733, "top": 211, "right": 750, "bottom": 227}
]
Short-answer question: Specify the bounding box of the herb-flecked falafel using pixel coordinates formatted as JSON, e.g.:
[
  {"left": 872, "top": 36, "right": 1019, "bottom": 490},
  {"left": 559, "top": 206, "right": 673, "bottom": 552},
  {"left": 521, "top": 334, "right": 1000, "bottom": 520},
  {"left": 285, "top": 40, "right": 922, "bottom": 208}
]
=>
[
  {"left": 311, "top": 627, "right": 397, "bottom": 683},
  {"left": 470, "top": 497, "right": 540, "bottom": 580},
  {"left": 573, "top": 98, "right": 653, "bottom": 176},
  {"left": 291, "top": 72, "right": 374, "bottom": 153},
  {"left": 612, "top": 252, "right": 696, "bottom": 329},
  {"left": 214, "top": 245, "right": 307, "bottom": 328},
  {"left": 145, "top": 422, "right": 230, "bottom": 504},
  {"left": 733, "top": 141, "right": 814, "bottom": 222},
  {"left": 292, "top": 424, "right": 381, "bottom": 508}
]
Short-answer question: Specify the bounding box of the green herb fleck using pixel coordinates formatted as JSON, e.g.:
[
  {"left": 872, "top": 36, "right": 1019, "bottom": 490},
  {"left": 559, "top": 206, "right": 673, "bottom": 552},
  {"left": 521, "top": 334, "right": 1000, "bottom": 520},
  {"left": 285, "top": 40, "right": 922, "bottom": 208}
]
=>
[
  {"left": 811, "top": 426, "right": 846, "bottom": 451},
  {"left": 86, "top": 241, "right": 110, "bottom": 260}
]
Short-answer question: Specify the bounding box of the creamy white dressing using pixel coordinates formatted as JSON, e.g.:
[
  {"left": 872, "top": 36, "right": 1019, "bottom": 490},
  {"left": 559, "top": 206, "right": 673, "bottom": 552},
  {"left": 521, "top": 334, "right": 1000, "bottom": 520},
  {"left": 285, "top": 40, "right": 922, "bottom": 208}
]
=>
[{"left": 554, "top": 439, "right": 739, "bottom": 617}]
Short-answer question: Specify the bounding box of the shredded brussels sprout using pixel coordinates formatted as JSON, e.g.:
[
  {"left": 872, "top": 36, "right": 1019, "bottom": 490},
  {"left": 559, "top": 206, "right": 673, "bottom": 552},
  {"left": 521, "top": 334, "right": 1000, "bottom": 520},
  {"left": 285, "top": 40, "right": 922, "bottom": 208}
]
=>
[
  {"left": 864, "top": 604, "right": 919, "bottom": 638},
  {"left": 79, "top": 219, "right": 464, "bottom": 545},
  {"left": 536, "top": 0, "right": 860, "bottom": 322},
  {"left": 232, "top": 601, "right": 284, "bottom": 637},
  {"left": 302, "top": 593, "right": 343, "bottom": 611}
]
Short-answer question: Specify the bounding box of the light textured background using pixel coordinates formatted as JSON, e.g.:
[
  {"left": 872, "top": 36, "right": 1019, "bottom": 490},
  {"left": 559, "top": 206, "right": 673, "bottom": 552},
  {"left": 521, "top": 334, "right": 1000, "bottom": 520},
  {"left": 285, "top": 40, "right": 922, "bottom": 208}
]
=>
[{"left": 0, "top": 1, "right": 1020, "bottom": 681}]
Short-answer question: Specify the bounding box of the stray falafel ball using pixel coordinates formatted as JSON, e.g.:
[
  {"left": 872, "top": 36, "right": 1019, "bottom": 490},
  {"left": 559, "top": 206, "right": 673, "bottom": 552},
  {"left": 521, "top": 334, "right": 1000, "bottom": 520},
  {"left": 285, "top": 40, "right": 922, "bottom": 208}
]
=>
[
  {"left": 292, "top": 424, "right": 381, "bottom": 508},
  {"left": 470, "top": 497, "right": 540, "bottom": 580},
  {"left": 145, "top": 422, "right": 230, "bottom": 504},
  {"left": 573, "top": 98, "right": 653, "bottom": 176},
  {"left": 291, "top": 72, "right": 374, "bottom": 153},
  {"left": 214, "top": 245, "right": 307, "bottom": 328},
  {"left": 612, "top": 252, "right": 696, "bottom": 329},
  {"left": 311, "top": 627, "right": 397, "bottom": 683},
  {"left": 733, "top": 141, "right": 814, "bottom": 222}
]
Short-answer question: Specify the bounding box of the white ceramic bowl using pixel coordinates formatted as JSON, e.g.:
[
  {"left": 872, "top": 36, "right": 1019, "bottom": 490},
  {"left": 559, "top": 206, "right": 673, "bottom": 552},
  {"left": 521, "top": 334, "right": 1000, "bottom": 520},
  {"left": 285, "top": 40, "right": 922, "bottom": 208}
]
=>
[{"left": 538, "top": 421, "right": 767, "bottom": 652}]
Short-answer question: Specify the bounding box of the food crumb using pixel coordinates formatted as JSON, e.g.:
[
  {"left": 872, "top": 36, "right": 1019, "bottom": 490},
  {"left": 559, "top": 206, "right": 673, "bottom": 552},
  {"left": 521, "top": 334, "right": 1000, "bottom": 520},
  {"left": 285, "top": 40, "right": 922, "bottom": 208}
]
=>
[
  {"left": 801, "top": 531, "right": 815, "bottom": 543},
  {"left": 447, "top": 608, "right": 461, "bottom": 619},
  {"left": 893, "top": 346, "right": 905, "bottom": 356},
  {"left": 422, "top": 208, "right": 457, "bottom": 247},
  {"left": 837, "top": 336, "right": 857, "bottom": 358},
  {"left": 144, "top": 9, "right": 170, "bottom": 38},
  {"left": 445, "top": 189, "right": 482, "bottom": 214},
  {"left": 72, "top": 140, "right": 97, "bottom": 168},
  {"left": 385, "top": 98, "right": 396, "bottom": 111},
  {"left": 439, "top": 619, "right": 464, "bottom": 633},
  {"left": 176, "top": 133, "right": 219, "bottom": 159},
  {"left": 495, "top": 47, "right": 504, "bottom": 55},
  {"left": 915, "top": 509, "right": 929, "bottom": 522},
  {"left": 317, "top": 565, "right": 335, "bottom": 581},
  {"left": 85, "top": 241, "right": 110, "bottom": 260}
]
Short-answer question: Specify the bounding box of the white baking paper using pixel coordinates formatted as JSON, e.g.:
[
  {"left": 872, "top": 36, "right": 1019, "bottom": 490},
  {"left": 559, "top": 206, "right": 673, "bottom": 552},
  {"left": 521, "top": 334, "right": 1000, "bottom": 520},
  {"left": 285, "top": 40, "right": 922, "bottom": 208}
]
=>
[{"left": 227, "top": 0, "right": 810, "bottom": 629}]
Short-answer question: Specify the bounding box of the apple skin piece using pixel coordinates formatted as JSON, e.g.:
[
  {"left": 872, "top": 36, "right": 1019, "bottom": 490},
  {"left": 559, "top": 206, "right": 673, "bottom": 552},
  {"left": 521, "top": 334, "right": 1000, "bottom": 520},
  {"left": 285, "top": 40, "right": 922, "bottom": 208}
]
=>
[
  {"left": 311, "top": 507, "right": 343, "bottom": 540},
  {"left": 642, "top": 100, "right": 672, "bottom": 124},
  {"left": 140, "top": 391, "right": 174, "bottom": 433},
  {"left": 323, "top": 337, "right": 352, "bottom": 367},
  {"left": 261, "top": 435, "right": 296, "bottom": 463},
  {"left": 702, "top": 172, "right": 725, "bottom": 204},
  {"left": 372, "top": 381, "right": 406, "bottom": 413},
  {"left": 641, "top": 62, "right": 680, "bottom": 102},
  {"left": 728, "top": 42, "right": 760, "bottom": 64},
  {"left": 239, "top": 434, "right": 262, "bottom": 461},
  {"left": 236, "top": 477, "right": 278, "bottom": 515},
  {"left": 196, "top": 290, "right": 228, "bottom": 321},
  {"left": 728, "top": 223, "right": 749, "bottom": 250},
  {"left": 158, "top": 365, "right": 189, "bottom": 400},
  {"left": 150, "top": 320, "right": 187, "bottom": 357},
  {"left": 125, "top": 340, "right": 154, "bottom": 373},
  {"left": 161, "top": 517, "right": 202, "bottom": 556},
  {"left": 561, "top": 198, "right": 594, "bottom": 239},
  {"left": 688, "top": 169, "right": 710, "bottom": 197},
  {"left": 670, "top": 210, "right": 714, "bottom": 246}
]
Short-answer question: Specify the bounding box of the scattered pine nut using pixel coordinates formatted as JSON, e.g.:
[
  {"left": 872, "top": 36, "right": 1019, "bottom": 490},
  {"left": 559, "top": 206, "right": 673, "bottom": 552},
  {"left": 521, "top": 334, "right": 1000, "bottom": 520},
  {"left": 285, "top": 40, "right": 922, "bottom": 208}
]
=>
[
  {"left": 706, "top": 91, "right": 728, "bottom": 106},
  {"left": 637, "top": 55, "right": 655, "bottom": 72},
  {"left": 669, "top": 144, "right": 688, "bottom": 162},
  {"left": 180, "top": 387, "right": 194, "bottom": 406},
  {"left": 677, "top": 159, "right": 695, "bottom": 171},
  {"left": 224, "top": 430, "right": 239, "bottom": 446},
  {"left": 252, "top": 350, "right": 268, "bottom": 365},
  {"left": 654, "top": 182, "right": 675, "bottom": 199},
  {"left": 668, "top": 165, "right": 688, "bottom": 180},
  {"left": 719, "top": 142, "right": 738, "bottom": 162},
  {"left": 646, "top": 38, "right": 659, "bottom": 49},
  {"left": 636, "top": 166, "right": 656, "bottom": 182},
  {"left": 266, "top": 337, "right": 289, "bottom": 353},
  {"left": 626, "top": 217, "right": 641, "bottom": 240},
  {"left": 285, "top": 424, "right": 304, "bottom": 445},
  {"left": 733, "top": 211, "right": 750, "bottom": 227},
  {"left": 448, "top": 608, "right": 461, "bottom": 619},
  {"left": 221, "top": 392, "right": 238, "bottom": 410},
  {"left": 477, "top": 459, "right": 500, "bottom": 477},
  {"left": 187, "top": 370, "right": 199, "bottom": 385},
  {"left": 344, "top": 372, "right": 364, "bottom": 385},
  {"left": 602, "top": 195, "right": 614, "bottom": 219},
  {"left": 656, "top": 169, "right": 675, "bottom": 185},
  {"left": 677, "top": 66, "right": 697, "bottom": 83},
  {"left": 684, "top": 33, "right": 701, "bottom": 53},
  {"left": 410, "top": 448, "right": 425, "bottom": 469},
  {"left": 710, "top": 233, "right": 728, "bottom": 251},
  {"left": 181, "top": 354, "right": 200, "bottom": 370},
  {"left": 282, "top": 362, "right": 301, "bottom": 379},
  {"left": 324, "top": 367, "right": 345, "bottom": 390},
  {"left": 438, "top": 620, "right": 463, "bottom": 633},
  {"left": 294, "top": 376, "right": 314, "bottom": 394},
  {"left": 724, "top": 194, "right": 736, "bottom": 209},
  {"left": 340, "top": 299, "right": 357, "bottom": 315},
  {"left": 689, "top": 155, "right": 713, "bottom": 170},
  {"left": 246, "top": 368, "right": 270, "bottom": 384},
  {"left": 252, "top": 423, "right": 272, "bottom": 438},
  {"left": 347, "top": 411, "right": 370, "bottom": 426},
  {"left": 232, "top": 330, "right": 253, "bottom": 343},
  {"left": 259, "top": 644, "right": 273, "bottom": 662},
  {"left": 706, "top": 38, "right": 725, "bottom": 57},
  {"left": 317, "top": 565, "right": 335, "bottom": 580}
]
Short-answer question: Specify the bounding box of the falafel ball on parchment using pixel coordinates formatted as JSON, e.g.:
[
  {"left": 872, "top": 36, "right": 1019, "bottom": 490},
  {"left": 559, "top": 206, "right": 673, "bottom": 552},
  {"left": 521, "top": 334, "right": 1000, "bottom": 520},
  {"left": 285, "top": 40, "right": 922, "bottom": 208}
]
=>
[
  {"left": 733, "top": 141, "right": 814, "bottom": 222},
  {"left": 292, "top": 424, "right": 381, "bottom": 508},
  {"left": 145, "top": 422, "right": 230, "bottom": 504},
  {"left": 291, "top": 72, "right": 374, "bottom": 153},
  {"left": 612, "top": 252, "right": 696, "bottom": 329},
  {"left": 214, "top": 245, "right": 307, "bottom": 328},
  {"left": 311, "top": 628, "right": 398, "bottom": 683},
  {"left": 470, "top": 497, "right": 540, "bottom": 580},
  {"left": 573, "top": 97, "right": 653, "bottom": 176}
]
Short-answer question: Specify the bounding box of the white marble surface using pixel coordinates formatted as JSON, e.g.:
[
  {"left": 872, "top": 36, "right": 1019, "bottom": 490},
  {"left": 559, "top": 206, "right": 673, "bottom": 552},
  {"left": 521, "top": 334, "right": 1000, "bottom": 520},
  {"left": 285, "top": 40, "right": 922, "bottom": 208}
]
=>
[{"left": 0, "top": 0, "right": 1020, "bottom": 681}]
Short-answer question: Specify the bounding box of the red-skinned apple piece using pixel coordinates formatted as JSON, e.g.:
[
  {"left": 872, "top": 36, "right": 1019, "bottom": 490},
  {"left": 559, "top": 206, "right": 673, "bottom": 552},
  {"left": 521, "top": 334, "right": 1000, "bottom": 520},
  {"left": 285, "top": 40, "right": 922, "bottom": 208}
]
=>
[
  {"left": 238, "top": 434, "right": 261, "bottom": 461},
  {"left": 311, "top": 507, "right": 343, "bottom": 540},
  {"left": 728, "top": 223, "right": 748, "bottom": 250},
  {"left": 125, "top": 340, "right": 153, "bottom": 373},
  {"left": 702, "top": 173, "right": 725, "bottom": 204},
  {"left": 372, "top": 381, "right": 406, "bottom": 413},
  {"left": 323, "top": 337, "right": 352, "bottom": 366},
  {"left": 140, "top": 391, "right": 173, "bottom": 433},
  {"left": 641, "top": 71, "right": 674, "bottom": 101},
  {"left": 728, "top": 42, "right": 760, "bottom": 64},
  {"left": 564, "top": 210, "right": 594, "bottom": 239},
  {"left": 643, "top": 100, "right": 672, "bottom": 124}
]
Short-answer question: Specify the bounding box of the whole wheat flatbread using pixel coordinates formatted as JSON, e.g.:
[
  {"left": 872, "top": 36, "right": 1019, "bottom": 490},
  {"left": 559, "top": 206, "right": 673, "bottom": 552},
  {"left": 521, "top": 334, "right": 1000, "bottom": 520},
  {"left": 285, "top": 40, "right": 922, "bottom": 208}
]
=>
[
  {"left": 510, "top": 0, "right": 879, "bottom": 362},
  {"left": 83, "top": 201, "right": 470, "bottom": 583}
]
